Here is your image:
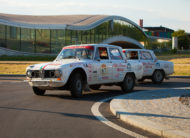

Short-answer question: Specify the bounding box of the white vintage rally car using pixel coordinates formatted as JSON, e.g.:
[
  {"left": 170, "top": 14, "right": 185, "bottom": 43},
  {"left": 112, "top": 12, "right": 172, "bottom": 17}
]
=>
[
  {"left": 123, "top": 49, "right": 174, "bottom": 83},
  {"left": 26, "top": 44, "right": 143, "bottom": 97}
]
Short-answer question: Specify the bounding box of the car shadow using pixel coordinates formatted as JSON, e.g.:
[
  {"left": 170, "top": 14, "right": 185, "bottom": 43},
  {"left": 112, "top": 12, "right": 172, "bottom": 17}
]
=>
[
  {"left": 44, "top": 88, "right": 125, "bottom": 102},
  {"left": 41, "top": 79, "right": 190, "bottom": 101}
]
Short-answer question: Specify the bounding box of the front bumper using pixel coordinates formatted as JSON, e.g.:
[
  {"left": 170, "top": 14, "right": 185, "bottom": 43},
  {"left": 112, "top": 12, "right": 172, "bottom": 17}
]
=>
[{"left": 27, "top": 78, "right": 66, "bottom": 88}]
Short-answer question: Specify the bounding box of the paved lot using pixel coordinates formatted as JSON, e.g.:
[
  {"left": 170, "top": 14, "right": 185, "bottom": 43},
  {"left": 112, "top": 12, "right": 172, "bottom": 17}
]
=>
[
  {"left": 110, "top": 88, "right": 190, "bottom": 137},
  {"left": 0, "top": 77, "right": 189, "bottom": 138}
]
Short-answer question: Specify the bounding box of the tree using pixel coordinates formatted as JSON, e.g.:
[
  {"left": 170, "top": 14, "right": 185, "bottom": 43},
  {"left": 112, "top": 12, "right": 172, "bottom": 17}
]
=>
[{"left": 172, "top": 30, "right": 189, "bottom": 50}]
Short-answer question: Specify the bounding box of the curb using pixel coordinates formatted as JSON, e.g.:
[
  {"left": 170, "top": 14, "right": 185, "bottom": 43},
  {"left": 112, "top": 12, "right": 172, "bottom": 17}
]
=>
[
  {"left": 169, "top": 76, "right": 190, "bottom": 79},
  {"left": 110, "top": 90, "right": 190, "bottom": 138},
  {"left": 0, "top": 74, "right": 26, "bottom": 77}
]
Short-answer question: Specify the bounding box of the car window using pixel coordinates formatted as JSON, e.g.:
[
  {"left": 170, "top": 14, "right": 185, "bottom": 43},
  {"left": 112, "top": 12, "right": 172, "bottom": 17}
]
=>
[
  {"left": 109, "top": 48, "right": 123, "bottom": 60},
  {"left": 140, "top": 51, "right": 153, "bottom": 60},
  {"left": 56, "top": 48, "right": 93, "bottom": 60},
  {"left": 126, "top": 51, "right": 138, "bottom": 60},
  {"left": 95, "top": 47, "right": 109, "bottom": 60}
]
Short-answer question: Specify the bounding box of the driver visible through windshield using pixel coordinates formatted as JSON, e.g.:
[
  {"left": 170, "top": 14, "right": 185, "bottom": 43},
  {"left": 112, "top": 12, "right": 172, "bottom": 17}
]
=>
[{"left": 56, "top": 46, "right": 94, "bottom": 61}]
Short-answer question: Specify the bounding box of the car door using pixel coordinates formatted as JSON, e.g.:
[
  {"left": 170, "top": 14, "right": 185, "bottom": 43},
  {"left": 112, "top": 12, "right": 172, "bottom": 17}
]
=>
[
  {"left": 139, "top": 50, "right": 155, "bottom": 76},
  {"left": 109, "top": 47, "right": 126, "bottom": 82},
  {"left": 91, "top": 47, "right": 113, "bottom": 84}
]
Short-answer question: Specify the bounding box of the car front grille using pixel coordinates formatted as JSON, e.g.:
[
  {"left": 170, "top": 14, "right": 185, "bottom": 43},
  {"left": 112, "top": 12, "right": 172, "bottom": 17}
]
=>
[{"left": 31, "top": 70, "right": 56, "bottom": 78}]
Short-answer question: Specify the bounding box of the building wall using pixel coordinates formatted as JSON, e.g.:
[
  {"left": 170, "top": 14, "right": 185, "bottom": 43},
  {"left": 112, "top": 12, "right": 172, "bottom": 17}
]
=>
[
  {"left": 145, "top": 31, "right": 172, "bottom": 39},
  {"left": 0, "top": 20, "right": 147, "bottom": 54}
]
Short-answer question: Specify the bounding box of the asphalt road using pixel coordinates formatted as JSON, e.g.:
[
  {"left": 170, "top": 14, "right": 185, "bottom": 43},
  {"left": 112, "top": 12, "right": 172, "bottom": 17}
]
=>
[{"left": 0, "top": 77, "right": 189, "bottom": 138}]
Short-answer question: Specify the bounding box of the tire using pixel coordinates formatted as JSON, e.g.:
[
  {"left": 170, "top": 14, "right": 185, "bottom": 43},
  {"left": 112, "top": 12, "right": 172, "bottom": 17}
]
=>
[
  {"left": 70, "top": 73, "right": 83, "bottom": 98},
  {"left": 32, "top": 87, "right": 46, "bottom": 96},
  {"left": 90, "top": 85, "right": 101, "bottom": 90},
  {"left": 152, "top": 70, "right": 164, "bottom": 84},
  {"left": 121, "top": 74, "right": 135, "bottom": 93}
]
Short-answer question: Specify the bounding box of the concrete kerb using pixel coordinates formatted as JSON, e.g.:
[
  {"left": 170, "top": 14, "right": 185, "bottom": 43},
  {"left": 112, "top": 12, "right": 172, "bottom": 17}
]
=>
[
  {"left": 110, "top": 88, "right": 190, "bottom": 138},
  {"left": 0, "top": 74, "right": 26, "bottom": 77}
]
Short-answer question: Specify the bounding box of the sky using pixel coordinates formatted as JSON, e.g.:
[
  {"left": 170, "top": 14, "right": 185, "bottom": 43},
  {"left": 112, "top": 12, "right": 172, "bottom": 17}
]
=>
[{"left": 0, "top": 0, "right": 189, "bottom": 32}]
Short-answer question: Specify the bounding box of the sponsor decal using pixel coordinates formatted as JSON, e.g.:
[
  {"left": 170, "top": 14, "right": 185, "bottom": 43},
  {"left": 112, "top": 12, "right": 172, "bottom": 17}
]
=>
[
  {"left": 70, "top": 63, "right": 83, "bottom": 68},
  {"left": 40, "top": 63, "right": 61, "bottom": 70},
  {"left": 113, "top": 64, "right": 118, "bottom": 68},
  {"left": 127, "top": 63, "right": 131, "bottom": 70},
  {"left": 101, "top": 64, "right": 109, "bottom": 80},
  {"left": 117, "top": 68, "right": 124, "bottom": 72},
  {"left": 113, "top": 63, "right": 126, "bottom": 68},
  {"left": 88, "top": 76, "right": 92, "bottom": 81},
  {"left": 101, "top": 64, "right": 107, "bottom": 74},
  {"left": 87, "top": 64, "right": 93, "bottom": 73},
  {"left": 155, "top": 62, "right": 160, "bottom": 68},
  {"left": 164, "top": 64, "right": 169, "bottom": 68},
  {"left": 114, "top": 73, "right": 119, "bottom": 78},
  {"left": 63, "top": 46, "right": 94, "bottom": 50},
  {"left": 102, "top": 76, "right": 109, "bottom": 80},
  {"left": 143, "top": 62, "right": 154, "bottom": 69}
]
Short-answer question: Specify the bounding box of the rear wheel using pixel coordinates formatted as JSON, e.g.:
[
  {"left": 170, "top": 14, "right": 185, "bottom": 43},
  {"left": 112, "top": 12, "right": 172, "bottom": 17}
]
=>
[
  {"left": 70, "top": 73, "right": 83, "bottom": 98},
  {"left": 152, "top": 70, "right": 164, "bottom": 84},
  {"left": 32, "top": 87, "right": 46, "bottom": 96},
  {"left": 90, "top": 85, "right": 101, "bottom": 90},
  {"left": 121, "top": 74, "right": 135, "bottom": 93}
]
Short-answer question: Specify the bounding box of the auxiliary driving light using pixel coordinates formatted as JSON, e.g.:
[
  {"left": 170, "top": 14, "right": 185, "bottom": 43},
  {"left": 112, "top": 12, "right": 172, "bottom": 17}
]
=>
[{"left": 54, "top": 70, "right": 62, "bottom": 78}]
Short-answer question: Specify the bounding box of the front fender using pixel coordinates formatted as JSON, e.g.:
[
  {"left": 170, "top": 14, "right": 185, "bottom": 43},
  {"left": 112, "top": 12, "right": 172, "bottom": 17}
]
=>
[{"left": 63, "top": 63, "right": 88, "bottom": 84}]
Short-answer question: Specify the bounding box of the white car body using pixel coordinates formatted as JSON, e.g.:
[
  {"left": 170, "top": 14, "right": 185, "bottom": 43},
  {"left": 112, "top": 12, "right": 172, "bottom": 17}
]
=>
[
  {"left": 26, "top": 44, "right": 143, "bottom": 97},
  {"left": 123, "top": 49, "right": 174, "bottom": 83}
]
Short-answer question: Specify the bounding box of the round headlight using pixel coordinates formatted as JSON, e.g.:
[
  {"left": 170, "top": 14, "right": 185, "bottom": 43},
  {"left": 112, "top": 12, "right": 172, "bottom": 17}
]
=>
[
  {"left": 54, "top": 70, "right": 62, "bottom": 78},
  {"left": 26, "top": 70, "right": 32, "bottom": 78}
]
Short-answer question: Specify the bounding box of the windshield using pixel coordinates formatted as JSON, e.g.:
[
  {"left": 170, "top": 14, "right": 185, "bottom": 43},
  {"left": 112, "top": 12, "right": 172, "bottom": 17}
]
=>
[{"left": 55, "top": 47, "right": 94, "bottom": 61}]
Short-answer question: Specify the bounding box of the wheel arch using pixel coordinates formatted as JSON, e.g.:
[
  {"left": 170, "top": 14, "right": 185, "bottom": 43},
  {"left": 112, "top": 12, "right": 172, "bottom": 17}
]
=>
[
  {"left": 124, "top": 72, "right": 136, "bottom": 81},
  {"left": 153, "top": 69, "right": 165, "bottom": 77},
  {"left": 68, "top": 67, "right": 87, "bottom": 83}
]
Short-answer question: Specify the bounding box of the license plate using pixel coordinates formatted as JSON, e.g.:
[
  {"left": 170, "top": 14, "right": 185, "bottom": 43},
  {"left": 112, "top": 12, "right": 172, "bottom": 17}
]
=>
[{"left": 33, "top": 81, "right": 48, "bottom": 86}]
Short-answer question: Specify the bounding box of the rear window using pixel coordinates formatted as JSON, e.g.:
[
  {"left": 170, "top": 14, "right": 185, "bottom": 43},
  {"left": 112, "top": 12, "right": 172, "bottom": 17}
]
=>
[
  {"left": 140, "top": 51, "right": 153, "bottom": 60},
  {"left": 126, "top": 51, "right": 138, "bottom": 60}
]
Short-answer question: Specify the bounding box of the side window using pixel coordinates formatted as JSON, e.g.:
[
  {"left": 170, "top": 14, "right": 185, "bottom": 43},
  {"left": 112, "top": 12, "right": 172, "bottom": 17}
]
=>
[
  {"left": 127, "top": 51, "right": 138, "bottom": 60},
  {"left": 140, "top": 51, "right": 153, "bottom": 60},
  {"left": 95, "top": 47, "right": 109, "bottom": 60},
  {"left": 109, "top": 48, "right": 123, "bottom": 60}
]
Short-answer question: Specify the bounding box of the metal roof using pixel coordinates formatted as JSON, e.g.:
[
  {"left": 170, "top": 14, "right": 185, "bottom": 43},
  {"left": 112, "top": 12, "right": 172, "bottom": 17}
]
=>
[
  {"left": 0, "top": 13, "right": 107, "bottom": 25},
  {"left": 143, "top": 26, "right": 174, "bottom": 32},
  {"left": 0, "top": 13, "right": 148, "bottom": 39}
]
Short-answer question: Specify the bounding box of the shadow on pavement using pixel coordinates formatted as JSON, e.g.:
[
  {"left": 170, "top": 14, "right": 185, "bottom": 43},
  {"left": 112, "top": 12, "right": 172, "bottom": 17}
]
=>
[{"left": 0, "top": 106, "right": 107, "bottom": 121}]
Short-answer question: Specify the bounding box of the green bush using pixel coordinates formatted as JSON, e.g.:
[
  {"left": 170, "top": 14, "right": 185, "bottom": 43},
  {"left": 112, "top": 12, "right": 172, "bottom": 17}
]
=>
[{"left": 170, "top": 48, "right": 177, "bottom": 54}]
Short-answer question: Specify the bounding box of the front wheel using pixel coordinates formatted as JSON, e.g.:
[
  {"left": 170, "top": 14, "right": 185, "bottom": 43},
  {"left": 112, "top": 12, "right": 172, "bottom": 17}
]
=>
[
  {"left": 152, "top": 70, "right": 164, "bottom": 84},
  {"left": 121, "top": 74, "right": 135, "bottom": 93},
  {"left": 32, "top": 87, "right": 46, "bottom": 96},
  {"left": 70, "top": 73, "right": 83, "bottom": 98}
]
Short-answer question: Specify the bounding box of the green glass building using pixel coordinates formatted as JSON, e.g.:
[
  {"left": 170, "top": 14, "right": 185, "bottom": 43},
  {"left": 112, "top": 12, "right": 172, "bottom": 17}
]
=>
[{"left": 0, "top": 13, "right": 148, "bottom": 54}]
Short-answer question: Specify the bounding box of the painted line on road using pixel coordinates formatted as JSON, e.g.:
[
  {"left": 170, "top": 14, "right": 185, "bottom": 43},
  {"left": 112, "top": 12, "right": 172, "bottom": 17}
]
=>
[{"left": 91, "top": 96, "right": 147, "bottom": 138}]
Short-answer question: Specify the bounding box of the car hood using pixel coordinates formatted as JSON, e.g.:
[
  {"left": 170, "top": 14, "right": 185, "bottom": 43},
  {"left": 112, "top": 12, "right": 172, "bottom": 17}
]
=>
[
  {"left": 27, "top": 59, "right": 88, "bottom": 70},
  {"left": 157, "top": 60, "right": 173, "bottom": 65}
]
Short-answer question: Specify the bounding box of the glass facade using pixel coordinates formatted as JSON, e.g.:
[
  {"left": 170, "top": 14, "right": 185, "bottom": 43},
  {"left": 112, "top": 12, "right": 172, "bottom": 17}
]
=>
[{"left": 0, "top": 19, "right": 147, "bottom": 54}]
